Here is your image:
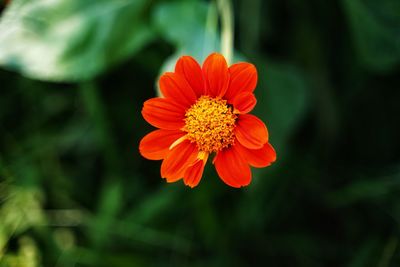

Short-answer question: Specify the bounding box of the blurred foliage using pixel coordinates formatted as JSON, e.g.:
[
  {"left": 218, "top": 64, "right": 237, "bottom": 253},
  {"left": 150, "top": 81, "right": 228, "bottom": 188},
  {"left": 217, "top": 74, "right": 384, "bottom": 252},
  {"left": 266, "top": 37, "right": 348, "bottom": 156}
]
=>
[
  {"left": 154, "top": 0, "right": 218, "bottom": 84},
  {"left": 0, "top": 0, "right": 154, "bottom": 81},
  {"left": 0, "top": 0, "right": 400, "bottom": 266},
  {"left": 342, "top": 0, "right": 400, "bottom": 71},
  {"left": 0, "top": 183, "right": 43, "bottom": 266}
]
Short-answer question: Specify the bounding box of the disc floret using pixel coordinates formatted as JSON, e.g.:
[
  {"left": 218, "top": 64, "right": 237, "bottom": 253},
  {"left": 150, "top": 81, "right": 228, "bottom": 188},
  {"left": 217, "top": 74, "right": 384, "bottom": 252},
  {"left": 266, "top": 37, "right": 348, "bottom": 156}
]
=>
[{"left": 183, "top": 96, "right": 237, "bottom": 153}]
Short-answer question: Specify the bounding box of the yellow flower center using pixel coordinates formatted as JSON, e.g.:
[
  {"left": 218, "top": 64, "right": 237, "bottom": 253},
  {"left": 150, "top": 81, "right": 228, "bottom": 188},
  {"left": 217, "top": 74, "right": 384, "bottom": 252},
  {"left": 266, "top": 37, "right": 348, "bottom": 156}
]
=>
[{"left": 183, "top": 96, "right": 237, "bottom": 153}]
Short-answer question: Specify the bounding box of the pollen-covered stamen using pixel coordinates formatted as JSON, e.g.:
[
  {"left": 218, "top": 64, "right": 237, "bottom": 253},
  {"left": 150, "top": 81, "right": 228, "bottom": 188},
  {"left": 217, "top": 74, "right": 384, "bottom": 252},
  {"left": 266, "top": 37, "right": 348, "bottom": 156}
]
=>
[{"left": 183, "top": 96, "right": 237, "bottom": 153}]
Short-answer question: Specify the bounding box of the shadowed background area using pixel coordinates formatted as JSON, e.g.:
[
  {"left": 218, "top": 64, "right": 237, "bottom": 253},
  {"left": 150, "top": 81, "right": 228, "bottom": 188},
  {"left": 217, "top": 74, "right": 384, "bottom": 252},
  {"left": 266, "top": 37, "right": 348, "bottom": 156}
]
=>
[{"left": 0, "top": 0, "right": 399, "bottom": 266}]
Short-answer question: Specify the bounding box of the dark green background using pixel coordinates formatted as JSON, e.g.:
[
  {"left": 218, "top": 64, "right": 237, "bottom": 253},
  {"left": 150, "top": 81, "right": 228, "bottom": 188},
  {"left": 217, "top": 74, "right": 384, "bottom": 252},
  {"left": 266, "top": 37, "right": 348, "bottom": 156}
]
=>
[{"left": 0, "top": 0, "right": 399, "bottom": 266}]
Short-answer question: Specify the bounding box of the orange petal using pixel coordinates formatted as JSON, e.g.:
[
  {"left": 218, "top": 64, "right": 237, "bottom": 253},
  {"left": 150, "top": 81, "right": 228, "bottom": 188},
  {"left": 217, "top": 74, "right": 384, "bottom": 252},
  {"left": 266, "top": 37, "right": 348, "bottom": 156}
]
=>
[
  {"left": 202, "top": 53, "right": 229, "bottom": 97},
  {"left": 235, "top": 114, "right": 268, "bottom": 149},
  {"left": 175, "top": 56, "right": 205, "bottom": 97},
  {"left": 224, "top": 62, "right": 257, "bottom": 101},
  {"left": 142, "top": 98, "right": 185, "bottom": 130},
  {"left": 183, "top": 159, "right": 206, "bottom": 188},
  {"left": 231, "top": 92, "right": 257, "bottom": 114},
  {"left": 214, "top": 145, "right": 252, "bottom": 188},
  {"left": 139, "top": 130, "right": 185, "bottom": 160},
  {"left": 159, "top": 72, "right": 197, "bottom": 108},
  {"left": 161, "top": 140, "right": 198, "bottom": 183},
  {"left": 235, "top": 141, "right": 276, "bottom": 168}
]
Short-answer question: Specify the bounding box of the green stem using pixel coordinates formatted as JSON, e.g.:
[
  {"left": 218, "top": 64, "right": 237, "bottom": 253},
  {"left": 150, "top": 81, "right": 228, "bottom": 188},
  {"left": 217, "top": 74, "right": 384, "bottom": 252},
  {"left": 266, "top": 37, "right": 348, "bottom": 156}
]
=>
[
  {"left": 204, "top": 1, "right": 218, "bottom": 59},
  {"left": 216, "top": 0, "right": 234, "bottom": 64}
]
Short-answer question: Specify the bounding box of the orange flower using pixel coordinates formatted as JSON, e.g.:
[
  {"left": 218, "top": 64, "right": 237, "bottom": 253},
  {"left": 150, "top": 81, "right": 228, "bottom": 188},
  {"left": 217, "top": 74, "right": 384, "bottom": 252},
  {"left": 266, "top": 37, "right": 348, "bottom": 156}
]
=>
[{"left": 139, "top": 53, "right": 276, "bottom": 188}]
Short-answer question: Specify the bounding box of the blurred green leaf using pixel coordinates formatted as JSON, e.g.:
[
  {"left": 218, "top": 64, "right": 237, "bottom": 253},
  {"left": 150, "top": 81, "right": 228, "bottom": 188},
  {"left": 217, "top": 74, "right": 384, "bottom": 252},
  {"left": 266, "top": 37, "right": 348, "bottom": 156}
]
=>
[
  {"left": 0, "top": 185, "right": 44, "bottom": 236},
  {"left": 0, "top": 0, "right": 154, "bottom": 81},
  {"left": 342, "top": 0, "right": 400, "bottom": 71},
  {"left": 1, "top": 236, "right": 41, "bottom": 267},
  {"left": 0, "top": 183, "right": 44, "bottom": 264},
  {"left": 153, "top": 0, "right": 219, "bottom": 62},
  {"left": 349, "top": 237, "right": 380, "bottom": 267},
  {"left": 327, "top": 173, "right": 400, "bottom": 206},
  {"left": 256, "top": 60, "right": 309, "bottom": 152}
]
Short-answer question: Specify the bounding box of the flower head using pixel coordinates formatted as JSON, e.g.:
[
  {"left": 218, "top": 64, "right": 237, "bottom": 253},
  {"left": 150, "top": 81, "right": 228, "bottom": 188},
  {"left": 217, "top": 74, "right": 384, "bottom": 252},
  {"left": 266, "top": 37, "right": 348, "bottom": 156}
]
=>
[{"left": 139, "top": 53, "right": 276, "bottom": 188}]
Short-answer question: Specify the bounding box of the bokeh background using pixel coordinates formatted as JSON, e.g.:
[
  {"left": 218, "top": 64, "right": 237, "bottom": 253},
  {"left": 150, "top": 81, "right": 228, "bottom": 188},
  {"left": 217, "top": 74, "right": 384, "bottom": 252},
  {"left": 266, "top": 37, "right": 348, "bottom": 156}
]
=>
[{"left": 1, "top": 0, "right": 400, "bottom": 266}]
